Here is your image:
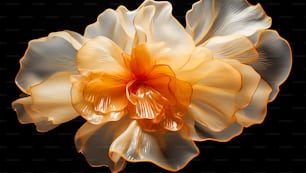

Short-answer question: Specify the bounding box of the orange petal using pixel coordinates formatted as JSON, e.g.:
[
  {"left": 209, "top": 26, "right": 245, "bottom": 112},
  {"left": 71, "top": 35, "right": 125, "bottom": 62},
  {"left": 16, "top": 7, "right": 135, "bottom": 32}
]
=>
[
  {"left": 71, "top": 75, "right": 127, "bottom": 124},
  {"left": 83, "top": 75, "right": 128, "bottom": 114},
  {"left": 110, "top": 120, "right": 199, "bottom": 172},
  {"left": 127, "top": 84, "right": 166, "bottom": 120},
  {"left": 129, "top": 44, "right": 154, "bottom": 78}
]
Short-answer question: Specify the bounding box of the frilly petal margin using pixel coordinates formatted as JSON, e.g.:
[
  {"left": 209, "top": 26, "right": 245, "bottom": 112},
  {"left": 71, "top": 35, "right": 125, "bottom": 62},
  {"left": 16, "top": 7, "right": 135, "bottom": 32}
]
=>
[
  {"left": 16, "top": 31, "right": 81, "bottom": 94},
  {"left": 12, "top": 72, "right": 79, "bottom": 132},
  {"left": 248, "top": 30, "right": 292, "bottom": 101},
  {"left": 236, "top": 80, "right": 272, "bottom": 127},
  {"left": 186, "top": 0, "right": 271, "bottom": 46},
  {"left": 75, "top": 117, "right": 130, "bottom": 172},
  {"left": 110, "top": 120, "right": 199, "bottom": 172},
  {"left": 12, "top": 97, "right": 59, "bottom": 132},
  {"left": 84, "top": 6, "right": 136, "bottom": 53}
]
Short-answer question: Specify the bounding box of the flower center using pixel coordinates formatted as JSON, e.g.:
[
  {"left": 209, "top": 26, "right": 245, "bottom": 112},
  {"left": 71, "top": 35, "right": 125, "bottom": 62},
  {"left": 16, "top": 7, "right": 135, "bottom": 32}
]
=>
[
  {"left": 124, "top": 44, "right": 193, "bottom": 133},
  {"left": 79, "top": 43, "right": 192, "bottom": 133}
]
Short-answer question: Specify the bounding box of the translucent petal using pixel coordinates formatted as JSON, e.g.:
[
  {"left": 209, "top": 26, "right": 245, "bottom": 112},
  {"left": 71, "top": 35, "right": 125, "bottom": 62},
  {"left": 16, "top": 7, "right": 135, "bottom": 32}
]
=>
[
  {"left": 186, "top": 0, "right": 271, "bottom": 45},
  {"left": 223, "top": 59, "right": 261, "bottom": 108},
  {"left": 12, "top": 97, "right": 59, "bottom": 132},
  {"left": 186, "top": 60, "right": 242, "bottom": 131},
  {"left": 76, "top": 37, "right": 130, "bottom": 77},
  {"left": 29, "top": 72, "right": 78, "bottom": 124},
  {"left": 84, "top": 6, "right": 136, "bottom": 53},
  {"left": 133, "top": 1, "right": 195, "bottom": 70},
  {"left": 16, "top": 31, "right": 80, "bottom": 93},
  {"left": 71, "top": 75, "right": 126, "bottom": 125},
  {"left": 75, "top": 116, "right": 130, "bottom": 172},
  {"left": 236, "top": 80, "right": 272, "bottom": 127},
  {"left": 183, "top": 114, "right": 243, "bottom": 142},
  {"left": 249, "top": 30, "right": 292, "bottom": 101},
  {"left": 110, "top": 120, "right": 199, "bottom": 172},
  {"left": 204, "top": 35, "right": 258, "bottom": 63}
]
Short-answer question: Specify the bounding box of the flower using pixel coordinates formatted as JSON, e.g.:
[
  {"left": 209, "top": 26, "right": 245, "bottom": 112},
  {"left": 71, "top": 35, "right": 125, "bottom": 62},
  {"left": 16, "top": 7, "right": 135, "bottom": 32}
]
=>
[{"left": 12, "top": 0, "right": 292, "bottom": 172}]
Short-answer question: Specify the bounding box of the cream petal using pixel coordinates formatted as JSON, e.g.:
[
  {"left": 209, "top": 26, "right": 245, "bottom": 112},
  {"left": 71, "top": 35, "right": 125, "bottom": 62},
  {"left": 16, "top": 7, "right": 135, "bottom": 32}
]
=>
[
  {"left": 75, "top": 116, "right": 130, "bottom": 172},
  {"left": 224, "top": 59, "right": 261, "bottom": 108},
  {"left": 16, "top": 31, "right": 81, "bottom": 94},
  {"left": 248, "top": 30, "right": 292, "bottom": 101},
  {"left": 236, "top": 80, "right": 272, "bottom": 127},
  {"left": 110, "top": 120, "right": 199, "bottom": 172},
  {"left": 133, "top": 1, "right": 195, "bottom": 70},
  {"left": 183, "top": 59, "right": 242, "bottom": 132},
  {"left": 183, "top": 115, "right": 243, "bottom": 142},
  {"left": 28, "top": 72, "right": 78, "bottom": 125},
  {"left": 12, "top": 97, "right": 59, "bottom": 132},
  {"left": 76, "top": 37, "right": 130, "bottom": 77},
  {"left": 84, "top": 6, "right": 136, "bottom": 53},
  {"left": 204, "top": 35, "right": 258, "bottom": 63},
  {"left": 186, "top": 0, "right": 271, "bottom": 45}
]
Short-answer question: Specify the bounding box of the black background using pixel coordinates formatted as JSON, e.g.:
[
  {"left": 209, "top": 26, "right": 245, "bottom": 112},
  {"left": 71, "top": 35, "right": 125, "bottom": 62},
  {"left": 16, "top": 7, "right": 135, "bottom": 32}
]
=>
[{"left": 0, "top": 0, "right": 305, "bottom": 172}]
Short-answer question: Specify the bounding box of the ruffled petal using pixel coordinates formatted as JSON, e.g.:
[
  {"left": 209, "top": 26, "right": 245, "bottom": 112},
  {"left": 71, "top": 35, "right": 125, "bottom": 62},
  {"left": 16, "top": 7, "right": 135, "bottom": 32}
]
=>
[
  {"left": 75, "top": 116, "right": 130, "bottom": 172},
  {"left": 30, "top": 72, "right": 78, "bottom": 123},
  {"left": 248, "top": 30, "right": 292, "bottom": 101},
  {"left": 183, "top": 115, "right": 243, "bottom": 142},
  {"left": 186, "top": 0, "right": 271, "bottom": 45},
  {"left": 110, "top": 120, "right": 199, "bottom": 172},
  {"left": 16, "top": 31, "right": 81, "bottom": 93},
  {"left": 223, "top": 59, "right": 261, "bottom": 108},
  {"left": 204, "top": 35, "right": 258, "bottom": 63},
  {"left": 133, "top": 1, "right": 195, "bottom": 70},
  {"left": 236, "top": 80, "right": 272, "bottom": 127},
  {"left": 84, "top": 6, "right": 136, "bottom": 53},
  {"left": 12, "top": 97, "right": 59, "bottom": 132},
  {"left": 12, "top": 72, "right": 78, "bottom": 132},
  {"left": 71, "top": 75, "right": 126, "bottom": 125},
  {"left": 184, "top": 59, "right": 242, "bottom": 132},
  {"left": 76, "top": 37, "right": 130, "bottom": 77}
]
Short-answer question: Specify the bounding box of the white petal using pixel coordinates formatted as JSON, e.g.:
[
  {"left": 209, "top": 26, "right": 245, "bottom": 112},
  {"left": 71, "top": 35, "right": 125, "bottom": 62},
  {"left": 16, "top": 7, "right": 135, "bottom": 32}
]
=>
[
  {"left": 248, "top": 30, "right": 292, "bottom": 101},
  {"left": 76, "top": 37, "right": 130, "bottom": 77},
  {"left": 110, "top": 120, "right": 199, "bottom": 171},
  {"left": 186, "top": 0, "right": 271, "bottom": 45},
  {"left": 183, "top": 115, "right": 243, "bottom": 142},
  {"left": 133, "top": 1, "right": 195, "bottom": 70},
  {"left": 204, "top": 35, "right": 258, "bottom": 63},
  {"left": 12, "top": 97, "right": 59, "bottom": 132},
  {"left": 29, "top": 72, "right": 78, "bottom": 124},
  {"left": 16, "top": 31, "right": 81, "bottom": 93},
  {"left": 84, "top": 6, "right": 136, "bottom": 53},
  {"left": 236, "top": 80, "right": 272, "bottom": 127},
  {"left": 75, "top": 117, "right": 129, "bottom": 172}
]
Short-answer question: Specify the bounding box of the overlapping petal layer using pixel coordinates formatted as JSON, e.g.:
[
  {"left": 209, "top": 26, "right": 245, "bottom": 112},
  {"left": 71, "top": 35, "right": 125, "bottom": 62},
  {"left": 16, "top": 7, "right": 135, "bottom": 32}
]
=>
[{"left": 12, "top": 0, "right": 292, "bottom": 172}]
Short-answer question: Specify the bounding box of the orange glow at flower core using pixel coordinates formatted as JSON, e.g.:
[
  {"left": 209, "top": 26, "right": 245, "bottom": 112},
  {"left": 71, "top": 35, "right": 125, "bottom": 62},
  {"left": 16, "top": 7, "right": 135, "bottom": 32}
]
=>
[{"left": 81, "top": 44, "right": 193, "bottom": 133}]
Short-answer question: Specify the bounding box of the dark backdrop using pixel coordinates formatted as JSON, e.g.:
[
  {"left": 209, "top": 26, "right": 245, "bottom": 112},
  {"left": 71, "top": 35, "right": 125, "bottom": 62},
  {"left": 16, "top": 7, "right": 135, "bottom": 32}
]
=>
[{"left": 0, "top": 0, "right": 305, "bottom": 172}]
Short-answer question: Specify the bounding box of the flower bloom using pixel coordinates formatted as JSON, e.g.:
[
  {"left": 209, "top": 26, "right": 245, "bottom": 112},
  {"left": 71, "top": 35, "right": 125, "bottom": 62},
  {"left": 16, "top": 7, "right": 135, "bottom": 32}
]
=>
[{"left": 12, "top": 0, "right": 292, "bottom": 172}]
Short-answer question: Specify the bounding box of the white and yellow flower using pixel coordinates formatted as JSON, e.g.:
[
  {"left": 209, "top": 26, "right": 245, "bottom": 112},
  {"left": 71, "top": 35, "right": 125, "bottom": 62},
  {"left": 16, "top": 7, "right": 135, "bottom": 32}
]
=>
[{"left": 12, "top": 0, "right": 292, "bottom": 172}]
